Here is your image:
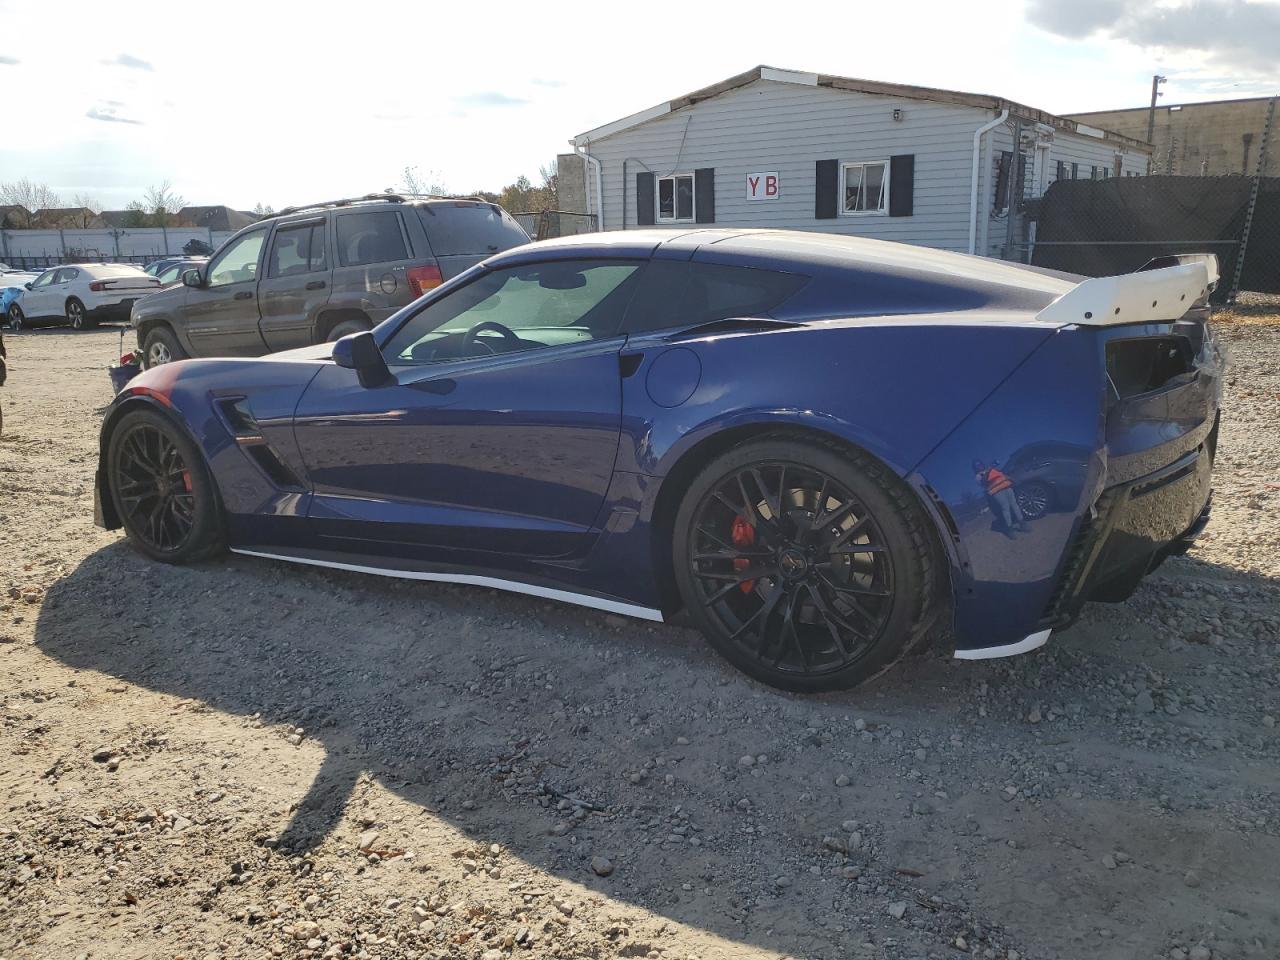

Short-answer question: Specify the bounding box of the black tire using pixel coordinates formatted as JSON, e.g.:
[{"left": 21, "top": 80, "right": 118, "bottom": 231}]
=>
[
  {"left": 672, "top": 437, "right": 939, "bottom": 692},
  {"left": 141, "top": 325, "right": 187, "bottom": 369},
  {"left": 107, "top": 408, "right": 225, "bottom": 564},
  {"left": 1014, "top": 480, "right": 1052, "bottom": 521},
  {"left": 8, "top": 304, "right": 24, "bottom": 331},
  {"left": 326, "top": 318, "right": 370, "bottom": 341},
  {"left": 67, "top": 297, "right": 94, "bottom": 330}
]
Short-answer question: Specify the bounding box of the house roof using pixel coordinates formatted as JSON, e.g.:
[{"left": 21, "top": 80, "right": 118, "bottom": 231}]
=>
[
  {"left": 99, "top": 210, "right": 135, "bottom": 226},
  {"left": 31, "top": 207, "right": 103, "bottom": 226},
  {"left": 572, "top": 65, "right": 1152, "bottom": 153},
  {"left": 176, "top": 205, "right": 258, "bottom": 231}
]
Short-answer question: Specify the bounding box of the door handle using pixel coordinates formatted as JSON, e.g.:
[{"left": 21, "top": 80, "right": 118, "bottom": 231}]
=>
[
  {"left": 234, "top": 291, "right": 253, "bottom": 300},
  {"left": 306, "top": 280, "right": 326, "bottom": 291}
]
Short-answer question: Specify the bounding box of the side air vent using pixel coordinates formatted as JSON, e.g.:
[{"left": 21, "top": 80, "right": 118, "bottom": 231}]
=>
[
  {"left": 1106, "top": 336, "right": 1194, "bottom": 401},
  {"left": 214, "top": 397, "right": 304, "bottom": 490}
]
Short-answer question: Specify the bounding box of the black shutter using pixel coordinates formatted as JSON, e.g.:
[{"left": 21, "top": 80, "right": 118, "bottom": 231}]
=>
[
  {"left": 994, "top": 151, "right": 1011, "bottom": 211},
  {"left": 888, "top": 154, "right": 914, "bottom": 217},
  {"left": 694, "top": 168, "right": 715, "bottom": 223},
  {"left": 815, "top": 159, "right": 838, "bottom": 218},
  {"left": 636, "top": 172, "right": 655, "bottom": 226},
  {"left": 1056, "top": 159, "right": 1065, "bottom": 181}
]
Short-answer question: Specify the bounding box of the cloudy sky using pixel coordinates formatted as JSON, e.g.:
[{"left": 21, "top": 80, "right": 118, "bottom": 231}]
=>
[{"left": 0, "top": 0, "right": 1276, "bottom": 211}]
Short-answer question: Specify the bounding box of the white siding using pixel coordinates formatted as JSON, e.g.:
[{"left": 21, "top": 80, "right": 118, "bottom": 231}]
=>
[{"left": 579, "top": 79, "right": 1000, "bottom": 253}]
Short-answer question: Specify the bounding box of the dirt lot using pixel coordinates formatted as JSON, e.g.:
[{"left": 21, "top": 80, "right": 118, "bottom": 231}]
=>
[{"left": 1, "top": 321, "right": 1278, "bottom": 960}]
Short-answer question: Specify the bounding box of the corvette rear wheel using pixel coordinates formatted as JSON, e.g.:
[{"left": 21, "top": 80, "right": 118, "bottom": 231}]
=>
[
  {"left": 673, "top": 438, "right": 937, "bottom": 692},
  {"left": 107, "top": 408, "right": 225, "bottom": 563}
]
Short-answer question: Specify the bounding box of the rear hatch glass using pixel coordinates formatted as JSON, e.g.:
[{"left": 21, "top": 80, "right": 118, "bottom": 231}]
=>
[{"left": 417, "top": 203, "right": 529, "bottom": 256}]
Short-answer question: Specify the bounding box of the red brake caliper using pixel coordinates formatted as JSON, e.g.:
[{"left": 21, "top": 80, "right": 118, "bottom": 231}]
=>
[
  {"left": 731, "top": 515, "right": 756, "bottom": 594},
  {"left": 181, "top": 469, "right": 192, "bottom": 493}
]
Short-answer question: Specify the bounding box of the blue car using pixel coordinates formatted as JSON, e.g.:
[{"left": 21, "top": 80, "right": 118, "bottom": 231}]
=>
[{"left": 93, "top": 231, "right": 1221, "bottom": 691}]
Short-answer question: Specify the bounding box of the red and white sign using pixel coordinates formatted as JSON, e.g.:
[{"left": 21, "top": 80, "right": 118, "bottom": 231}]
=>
[{"left": 745, "top": 172, "right": 780, "bottom": 200}]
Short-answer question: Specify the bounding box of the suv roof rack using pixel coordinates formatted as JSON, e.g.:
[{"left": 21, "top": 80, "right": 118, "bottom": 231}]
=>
[{"left": 274, "top": 193, "right": 497, "bottom": 218}]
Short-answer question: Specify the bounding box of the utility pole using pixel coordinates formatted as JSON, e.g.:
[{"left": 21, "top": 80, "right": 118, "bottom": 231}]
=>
[{"left": 1146, "top": 74, "right": 1166, "bottom": 143}]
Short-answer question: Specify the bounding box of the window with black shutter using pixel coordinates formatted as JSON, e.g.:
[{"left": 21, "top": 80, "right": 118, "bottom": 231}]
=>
[
  {"left": 888, "top": 154, "right": 914, "bottom": 217},
  {"left": 636, "top": 172, "right": 655, "bottom": 226},
  {"left": 815, "top": 159, "right": 838, "bottom": 219},
  {"left": 694, "top": 168, "right": 715, "bottom": 223}
]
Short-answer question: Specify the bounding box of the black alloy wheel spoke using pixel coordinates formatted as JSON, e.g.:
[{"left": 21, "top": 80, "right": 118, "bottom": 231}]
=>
[
  {"left": 117, "top": 425, "right": 195, "bottom": 552},
  {"left": 690, "top": 461, "right": 896, "bottom": 677}
]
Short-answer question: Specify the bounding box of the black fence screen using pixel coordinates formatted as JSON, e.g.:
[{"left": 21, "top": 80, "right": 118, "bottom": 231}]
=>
[{"left": 1031, "top": 175, "right": 1280, "bottom": 299}]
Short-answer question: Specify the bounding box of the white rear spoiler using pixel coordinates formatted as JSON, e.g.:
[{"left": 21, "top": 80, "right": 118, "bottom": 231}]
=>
[{"left": 1035, "top": 254, "right": 1219, "bottom": 327}]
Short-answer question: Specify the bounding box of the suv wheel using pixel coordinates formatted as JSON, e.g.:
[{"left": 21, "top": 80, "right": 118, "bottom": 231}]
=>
[
  {"left": 326, "top": 319, "right": 370, "bottom": 341},
  {"left": 142, "top": 326, "right": 187, "bottom": 368},
  {"left": 7, "top": 305, "right": 24, "bottom": 331}
]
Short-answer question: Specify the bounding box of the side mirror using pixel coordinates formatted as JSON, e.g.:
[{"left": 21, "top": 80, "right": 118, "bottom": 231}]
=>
[
  {"left": 182, "top": 268, "right": 203, "bottom": 288},
  {"left": 331, "top": 331, "right": 392, "bottom": 388},
  {"left": 24, "top": 282, "right": 32, "bottom": 290}
]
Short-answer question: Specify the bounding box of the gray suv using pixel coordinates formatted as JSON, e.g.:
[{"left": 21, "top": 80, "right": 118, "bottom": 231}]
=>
[{"left": 132, "top": 194, "right": 530, "bottom": 367}]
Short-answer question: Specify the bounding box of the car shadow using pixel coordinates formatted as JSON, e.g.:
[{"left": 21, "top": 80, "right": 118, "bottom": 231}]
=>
[{"left": 32, "top": 539, "right": 1280, "bottom": 956}]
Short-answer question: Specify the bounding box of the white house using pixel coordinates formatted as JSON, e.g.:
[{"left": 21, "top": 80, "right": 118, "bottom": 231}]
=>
[{"left": 564, "top": 66, "right": 1151, "bottom": 260}]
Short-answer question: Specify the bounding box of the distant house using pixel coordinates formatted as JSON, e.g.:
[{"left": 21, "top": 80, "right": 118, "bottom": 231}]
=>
[
  {"left": 0, "top": 205, "right": 31, "bottom": 228},
  {"left": 565, "top": 65, "right": 1151, "bottom": 259},
  {"left": 176, "top": 205, "right": 257, "bottom": 232},
  {"left": 31, "top": 207, "right": 105, "bottom": 228},
  {"left": 99, "top": 210, "right": 138, "bottom": 228}
]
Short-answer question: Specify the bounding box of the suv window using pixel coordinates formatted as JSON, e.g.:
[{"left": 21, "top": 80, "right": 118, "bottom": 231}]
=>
[
  {"left": 383, "top": 259, "right": 642, "bottom": 365},
  {"left": 268, "top": 222, "right": 327, "bottom": 278},
  {"left": 417, "top": 203, "right": 529, "bottom": 256},
  {"left": 623, "top": 261, "right": 809, "bottom": 334},
  {"left": 207, "top": 229, "right": 266, "bottom": 287},
  {"left": 335, "top": 211, "right": 408, "bottom": 267}
]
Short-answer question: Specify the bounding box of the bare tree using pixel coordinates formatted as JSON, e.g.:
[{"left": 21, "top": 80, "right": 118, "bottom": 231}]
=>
[
  {"left": 538, "top": 161, "right": 559, "bottom": 208},
  {"left": 141, "top": 180, "right": 186, "bottom": 225},
  {"left": 0, "top": 178, "right": 61, "bottom": 224},
  {"left": 252, "top": 202, "right": 275, "bottom": 217},
  {"left": 400, "top": 166, "right": 447, "bottom": 197},
  {"left": 69, "top": 193, "right": 103, "bottom": 226}
]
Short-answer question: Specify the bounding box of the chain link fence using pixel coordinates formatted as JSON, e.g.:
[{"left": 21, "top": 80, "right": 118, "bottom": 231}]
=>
[{"left": 511, "top": 210, "right": 597, "bottom": 242}]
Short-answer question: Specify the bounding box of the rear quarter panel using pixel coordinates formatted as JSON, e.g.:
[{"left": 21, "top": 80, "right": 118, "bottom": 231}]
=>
[{"left": 620, "top": 319, "right": 1058, "bottom": 478}]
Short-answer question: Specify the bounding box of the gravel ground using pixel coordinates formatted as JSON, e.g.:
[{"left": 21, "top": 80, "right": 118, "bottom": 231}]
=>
[{"left": 1, "top": 321, "right": 1277, "bottom": 960}]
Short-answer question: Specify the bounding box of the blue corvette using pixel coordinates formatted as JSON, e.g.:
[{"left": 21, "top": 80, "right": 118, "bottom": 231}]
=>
[{"left": 94, "top": 230, "right": 1221, "bottom": 691}]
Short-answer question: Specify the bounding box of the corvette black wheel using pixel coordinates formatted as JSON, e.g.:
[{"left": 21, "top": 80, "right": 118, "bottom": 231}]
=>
[
  {"left": 673, "top": 438, "right": 937, "bottom": 692},
  {"left": 107, "top": 408, "right": 225, "bottom": 563}
]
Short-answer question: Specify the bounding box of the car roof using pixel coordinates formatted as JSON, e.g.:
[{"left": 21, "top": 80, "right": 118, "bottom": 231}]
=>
[{"left": 485, "top": 228, "right": 1079, "bottom": 300}]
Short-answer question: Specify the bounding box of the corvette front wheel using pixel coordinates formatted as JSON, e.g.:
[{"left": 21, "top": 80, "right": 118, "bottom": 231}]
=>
[
  {"left": 107, "top": 408, "right": 225, "bottom": 564},
  {"left": 673, "top": 438, "right": 938, "bottom": 692}
]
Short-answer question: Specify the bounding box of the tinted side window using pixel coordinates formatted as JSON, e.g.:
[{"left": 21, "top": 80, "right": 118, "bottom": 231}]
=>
[
  {"left": 335, "top": 211, "right": 408, "bottom": 267},
  {"left": 32, "top": 270, "right": 57, "bottom": 287},
  {"left": 382, "top": 260, "right": 642, "bottom": 365},
  {"left": 268, "top": 222, "right": 327, "bottom": 278},
  {"left": 623, "top": 261, "right": 808, "bottom": 334},
  {"left": 417, "top": 203, "right": 529, "bottom": 256},
  {"left": 207, "top": 229, "right": 266, "bottom": 287}
]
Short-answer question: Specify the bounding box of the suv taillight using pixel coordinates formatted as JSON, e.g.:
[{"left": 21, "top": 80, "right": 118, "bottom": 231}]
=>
[
  {"left": 89, "top": 281, "right": 106, "bottom": 292},
  {"left": 407, "top": 263, "right": 443, "bottom": 298}
]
